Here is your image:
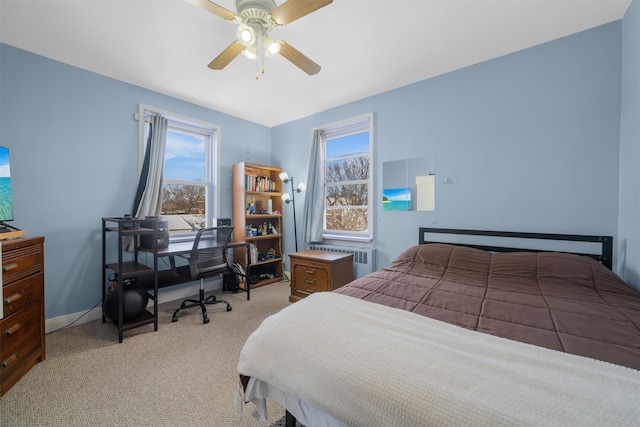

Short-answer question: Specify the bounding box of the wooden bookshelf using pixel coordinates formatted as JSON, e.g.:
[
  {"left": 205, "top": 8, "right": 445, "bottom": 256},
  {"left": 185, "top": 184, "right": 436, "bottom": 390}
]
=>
[{"left": 232, "top": 162, "right": 284, "bottom": 288}]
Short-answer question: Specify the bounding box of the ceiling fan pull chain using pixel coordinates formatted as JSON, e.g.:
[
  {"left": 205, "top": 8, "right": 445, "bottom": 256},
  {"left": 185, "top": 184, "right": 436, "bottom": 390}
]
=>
[
  {"left": 255, "top": 34, "right": 262, "bottom": 79},
  {"left": 260, "top": 35, "right": 265, "bottom": 75}
]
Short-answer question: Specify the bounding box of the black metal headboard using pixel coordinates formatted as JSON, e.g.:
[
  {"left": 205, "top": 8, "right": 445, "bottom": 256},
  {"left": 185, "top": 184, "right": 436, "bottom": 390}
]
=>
[{"left": 419, "top": 228, "right": 613, "bottom": 270}]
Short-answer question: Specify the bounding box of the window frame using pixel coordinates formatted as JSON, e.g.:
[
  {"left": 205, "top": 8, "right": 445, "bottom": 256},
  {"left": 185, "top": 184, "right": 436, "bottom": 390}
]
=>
[
  {"left": 318, "top": 113, "right": 374, "bottom": 242},
  {"left": 137, "top": 104, "right": 221, "bottom": 240}
]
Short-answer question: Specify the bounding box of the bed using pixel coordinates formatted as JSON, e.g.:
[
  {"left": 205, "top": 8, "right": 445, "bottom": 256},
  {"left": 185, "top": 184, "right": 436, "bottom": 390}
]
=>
[{"left": 236, "top": 228, "right": 640, "bottom": 426}]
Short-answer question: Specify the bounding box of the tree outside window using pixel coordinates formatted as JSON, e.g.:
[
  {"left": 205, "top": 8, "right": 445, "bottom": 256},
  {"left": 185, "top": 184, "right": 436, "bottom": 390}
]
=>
[
  {"left": 161, "top": 129, "right": 208, "bottom": 232},
  {"left": 322, "top": 120, "right": 372, "bottom": 241}
]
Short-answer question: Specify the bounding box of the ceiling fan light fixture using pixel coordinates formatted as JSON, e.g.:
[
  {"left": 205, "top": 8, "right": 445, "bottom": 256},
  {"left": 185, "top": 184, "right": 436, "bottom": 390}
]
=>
[
  {"left": 243, "top": 44, "right": 258, "bottom": 60},
  {"left": 187, "top": 0, "right": 333, "bottom": 76},
  {"left": 265, "top": 38, "right": 282, "bottom": 57},
  {"left": 240, "top": 28, "right": 253, "bottom": 43},
  {"left": 237, "top": 22, "right": 261, "bottom": 45}
]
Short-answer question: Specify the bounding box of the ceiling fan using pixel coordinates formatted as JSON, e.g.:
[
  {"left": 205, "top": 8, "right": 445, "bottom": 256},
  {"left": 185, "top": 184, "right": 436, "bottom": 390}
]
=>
[{"left": 186, "top": 0, "right": 333, "bottom": 77}]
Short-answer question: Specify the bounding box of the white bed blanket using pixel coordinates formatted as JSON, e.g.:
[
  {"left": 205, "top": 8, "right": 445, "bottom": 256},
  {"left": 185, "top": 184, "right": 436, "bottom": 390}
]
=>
[{"left": 238, "top": 292, "right": 640, "bottom": 426}]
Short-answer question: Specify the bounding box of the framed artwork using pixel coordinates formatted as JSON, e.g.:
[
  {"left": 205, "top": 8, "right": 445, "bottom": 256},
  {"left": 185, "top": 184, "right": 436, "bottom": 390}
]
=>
[{"left": 383, "top": 187, "right": 411, "bottom": 211}]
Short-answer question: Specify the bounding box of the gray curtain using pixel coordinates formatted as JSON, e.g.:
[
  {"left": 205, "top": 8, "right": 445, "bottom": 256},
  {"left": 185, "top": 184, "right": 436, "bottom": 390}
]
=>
[
  {"left": 133, "top": 113, "right": 167, "bottom": 218},
  {"left": 302, "top": 129, "right": 324, "bottom": 243}
]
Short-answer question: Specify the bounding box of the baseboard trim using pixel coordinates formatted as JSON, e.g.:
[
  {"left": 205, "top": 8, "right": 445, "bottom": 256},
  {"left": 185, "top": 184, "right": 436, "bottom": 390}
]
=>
[{"left": 45, "top": 279, "right": 223, "bottom": 334}]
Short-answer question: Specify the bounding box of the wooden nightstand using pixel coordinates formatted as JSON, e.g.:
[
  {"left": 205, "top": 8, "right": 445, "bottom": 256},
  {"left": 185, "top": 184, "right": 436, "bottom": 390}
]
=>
[{"left": 288, "top": 250, "right": 353, "bottom": 302}]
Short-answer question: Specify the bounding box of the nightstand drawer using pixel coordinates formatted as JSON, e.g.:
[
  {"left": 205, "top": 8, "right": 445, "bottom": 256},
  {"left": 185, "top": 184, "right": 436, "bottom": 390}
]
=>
[{"left": 292, "top": 261, "right": 330, "bottom": 295}]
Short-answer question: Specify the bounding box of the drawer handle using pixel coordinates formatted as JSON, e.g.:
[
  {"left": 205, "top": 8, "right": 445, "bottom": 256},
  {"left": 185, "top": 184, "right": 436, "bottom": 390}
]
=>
[
  {"left": 303, "top": 268, "right": 316, "bottom": 274},
  {"left": 3, "top": 293, "right": 22, "bottom": 305},
  {"left": 1, "top": 353, "right": 18, "bottom": 368},
  {"left": 2, "top": 262, "right": 19, "bottom": 273},
  {"left": 5, "top": 323, "right": 21, "bottom": 336}
]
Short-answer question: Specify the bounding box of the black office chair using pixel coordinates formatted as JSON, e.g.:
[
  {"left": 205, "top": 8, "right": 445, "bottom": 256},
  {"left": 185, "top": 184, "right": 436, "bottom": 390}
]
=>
[{"left": 171, "top": 226, "right": 234, "bottom": 324}]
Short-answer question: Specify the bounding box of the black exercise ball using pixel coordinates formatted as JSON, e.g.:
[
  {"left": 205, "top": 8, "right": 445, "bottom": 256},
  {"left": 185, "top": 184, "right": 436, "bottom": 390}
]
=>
[{"left": 103, "top": 286, "right": 149, "bottom": 322}]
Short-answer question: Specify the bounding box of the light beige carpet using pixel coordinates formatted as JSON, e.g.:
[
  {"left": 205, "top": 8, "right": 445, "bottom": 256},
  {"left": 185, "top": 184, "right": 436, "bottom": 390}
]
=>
[{"left": 1, "top": 280, "right": 292, "bottom": 426}]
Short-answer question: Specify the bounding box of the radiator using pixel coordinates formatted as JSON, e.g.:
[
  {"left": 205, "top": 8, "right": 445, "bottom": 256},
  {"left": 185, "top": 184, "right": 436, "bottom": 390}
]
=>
[{"left": 307, "top": 244, "right": 377, "bottom": 279}]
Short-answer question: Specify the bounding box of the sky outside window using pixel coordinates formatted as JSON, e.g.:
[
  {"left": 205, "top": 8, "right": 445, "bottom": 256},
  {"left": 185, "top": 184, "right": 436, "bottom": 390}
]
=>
[
  {"left": 326, "top": 132, "right": 369, "bottom": 158},
  {"left": 163, "top": 130, "right": 206, "bottom": 181}
]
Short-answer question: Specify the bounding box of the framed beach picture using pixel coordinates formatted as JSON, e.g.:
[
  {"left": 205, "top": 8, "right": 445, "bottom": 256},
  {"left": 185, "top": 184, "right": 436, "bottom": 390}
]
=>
[
  {"left": 382, "top": 187, "right": 411, "bottom": 211},
  {"left": 0, "top": 146, "right": 14, "bottom": 223}
]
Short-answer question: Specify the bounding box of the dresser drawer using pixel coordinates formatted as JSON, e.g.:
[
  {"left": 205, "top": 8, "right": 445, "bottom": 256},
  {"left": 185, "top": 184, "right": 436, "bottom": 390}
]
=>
[
  {"left": 292, "top": 261, "right": 330, "bottom": 296},
  {"left": 2, "top": 241, "right": 44, "bottom": 285},
  {"left": 2, "top": 272, "right": 44, "bottom": 318},
  {"left": 0, "top": 300, "right": 43, "bottom": 379}
]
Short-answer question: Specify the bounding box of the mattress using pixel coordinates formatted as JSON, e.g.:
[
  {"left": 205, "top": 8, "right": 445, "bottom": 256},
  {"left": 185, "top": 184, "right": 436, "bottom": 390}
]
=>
[{"left": 334, "top": 243, "right": 640, "bottom": 370}]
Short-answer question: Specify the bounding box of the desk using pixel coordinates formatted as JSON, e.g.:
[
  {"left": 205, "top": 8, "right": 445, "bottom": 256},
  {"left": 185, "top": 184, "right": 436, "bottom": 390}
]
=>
[
  {"left": 151, "top": 240, "right": 252, "bottom": 300},
  {"left": 103, "top": 218, "right": 253, "bottom": 342}
]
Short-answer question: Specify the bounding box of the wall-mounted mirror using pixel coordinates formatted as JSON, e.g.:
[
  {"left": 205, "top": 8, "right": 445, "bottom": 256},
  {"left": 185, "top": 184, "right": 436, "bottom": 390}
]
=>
[{"left": 382, "top": 157, "right": 435, "bottom": 211}]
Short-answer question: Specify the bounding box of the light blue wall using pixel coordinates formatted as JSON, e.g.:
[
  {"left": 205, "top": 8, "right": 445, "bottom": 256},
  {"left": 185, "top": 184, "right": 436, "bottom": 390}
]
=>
[
  {"left": 272, "top": 22, "right": 624, "bottom": 271},
  {"left": 618, "top": 0, "right": 640, "bottom": 290},
  {"left": 0, "top": 44, "right": 272, "bottom": 318},
  {"left": 0, "top": 11, "right": 635, "bottom": 322}
]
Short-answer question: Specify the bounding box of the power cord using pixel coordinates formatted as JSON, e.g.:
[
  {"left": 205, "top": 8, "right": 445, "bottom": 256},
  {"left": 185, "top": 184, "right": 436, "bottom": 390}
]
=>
[{"left": 46, "top": 298, "right": 103, "bottom": 335}]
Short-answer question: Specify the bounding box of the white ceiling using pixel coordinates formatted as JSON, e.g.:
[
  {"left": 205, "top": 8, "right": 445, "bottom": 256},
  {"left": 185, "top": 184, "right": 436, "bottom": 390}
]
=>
[{"left": 0, "top": 0, "right": 631, "bottom": 127}]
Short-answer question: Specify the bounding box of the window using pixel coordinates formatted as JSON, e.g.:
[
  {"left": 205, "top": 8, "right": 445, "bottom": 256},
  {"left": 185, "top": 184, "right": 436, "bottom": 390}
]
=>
[
  {"left": 138, "top": 105, "right": 220, "bottom": 237},
  {"left": 320, "top": 113, "right": 373, "bottom": 241}
]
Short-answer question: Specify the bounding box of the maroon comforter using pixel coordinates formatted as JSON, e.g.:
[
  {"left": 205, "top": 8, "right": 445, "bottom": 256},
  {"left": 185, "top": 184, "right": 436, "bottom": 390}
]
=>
[{"left": 334, "top": 243, "right": 640, "bottom": 370}]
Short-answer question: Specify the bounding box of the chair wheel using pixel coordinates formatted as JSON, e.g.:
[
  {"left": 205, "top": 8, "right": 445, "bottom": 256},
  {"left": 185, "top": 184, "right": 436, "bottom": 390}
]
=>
[
  {"left": 203, "top": 316, "right": 210, "bottom": 324},
  {"left": 172, "top": 315, "right": 178, "bottom": 323},
  {"left": 226, "top": 305, "right": 232, "bottom": 312}
]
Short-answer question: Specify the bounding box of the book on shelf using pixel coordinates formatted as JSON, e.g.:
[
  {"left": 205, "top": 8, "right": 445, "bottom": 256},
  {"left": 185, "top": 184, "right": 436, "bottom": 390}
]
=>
[{"left": 245, "top": 174, "right": 276, "bottom": 192}]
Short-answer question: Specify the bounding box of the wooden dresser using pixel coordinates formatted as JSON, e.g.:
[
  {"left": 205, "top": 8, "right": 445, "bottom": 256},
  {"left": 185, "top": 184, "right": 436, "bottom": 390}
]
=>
[
  {"left": 0, "top": 236, "right": 45, "bottom": 397},
  {"left": 289, "top": 250, "right": 353, "bottom": 302}
]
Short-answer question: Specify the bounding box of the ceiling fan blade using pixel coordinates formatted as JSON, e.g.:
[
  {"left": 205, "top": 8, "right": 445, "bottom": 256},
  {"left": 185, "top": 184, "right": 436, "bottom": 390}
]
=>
[
  {"left": 271, "top": 0, "right": 333, "bottom": 26},
  {"left": 184, "top": 0, "right": 236, "bottom": 21},
  {"left": 278, "top": 42, "right": 321, "bottom": 75},
  {"left": 208, "top": 42, "right": 245, "bottom": 70}
]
